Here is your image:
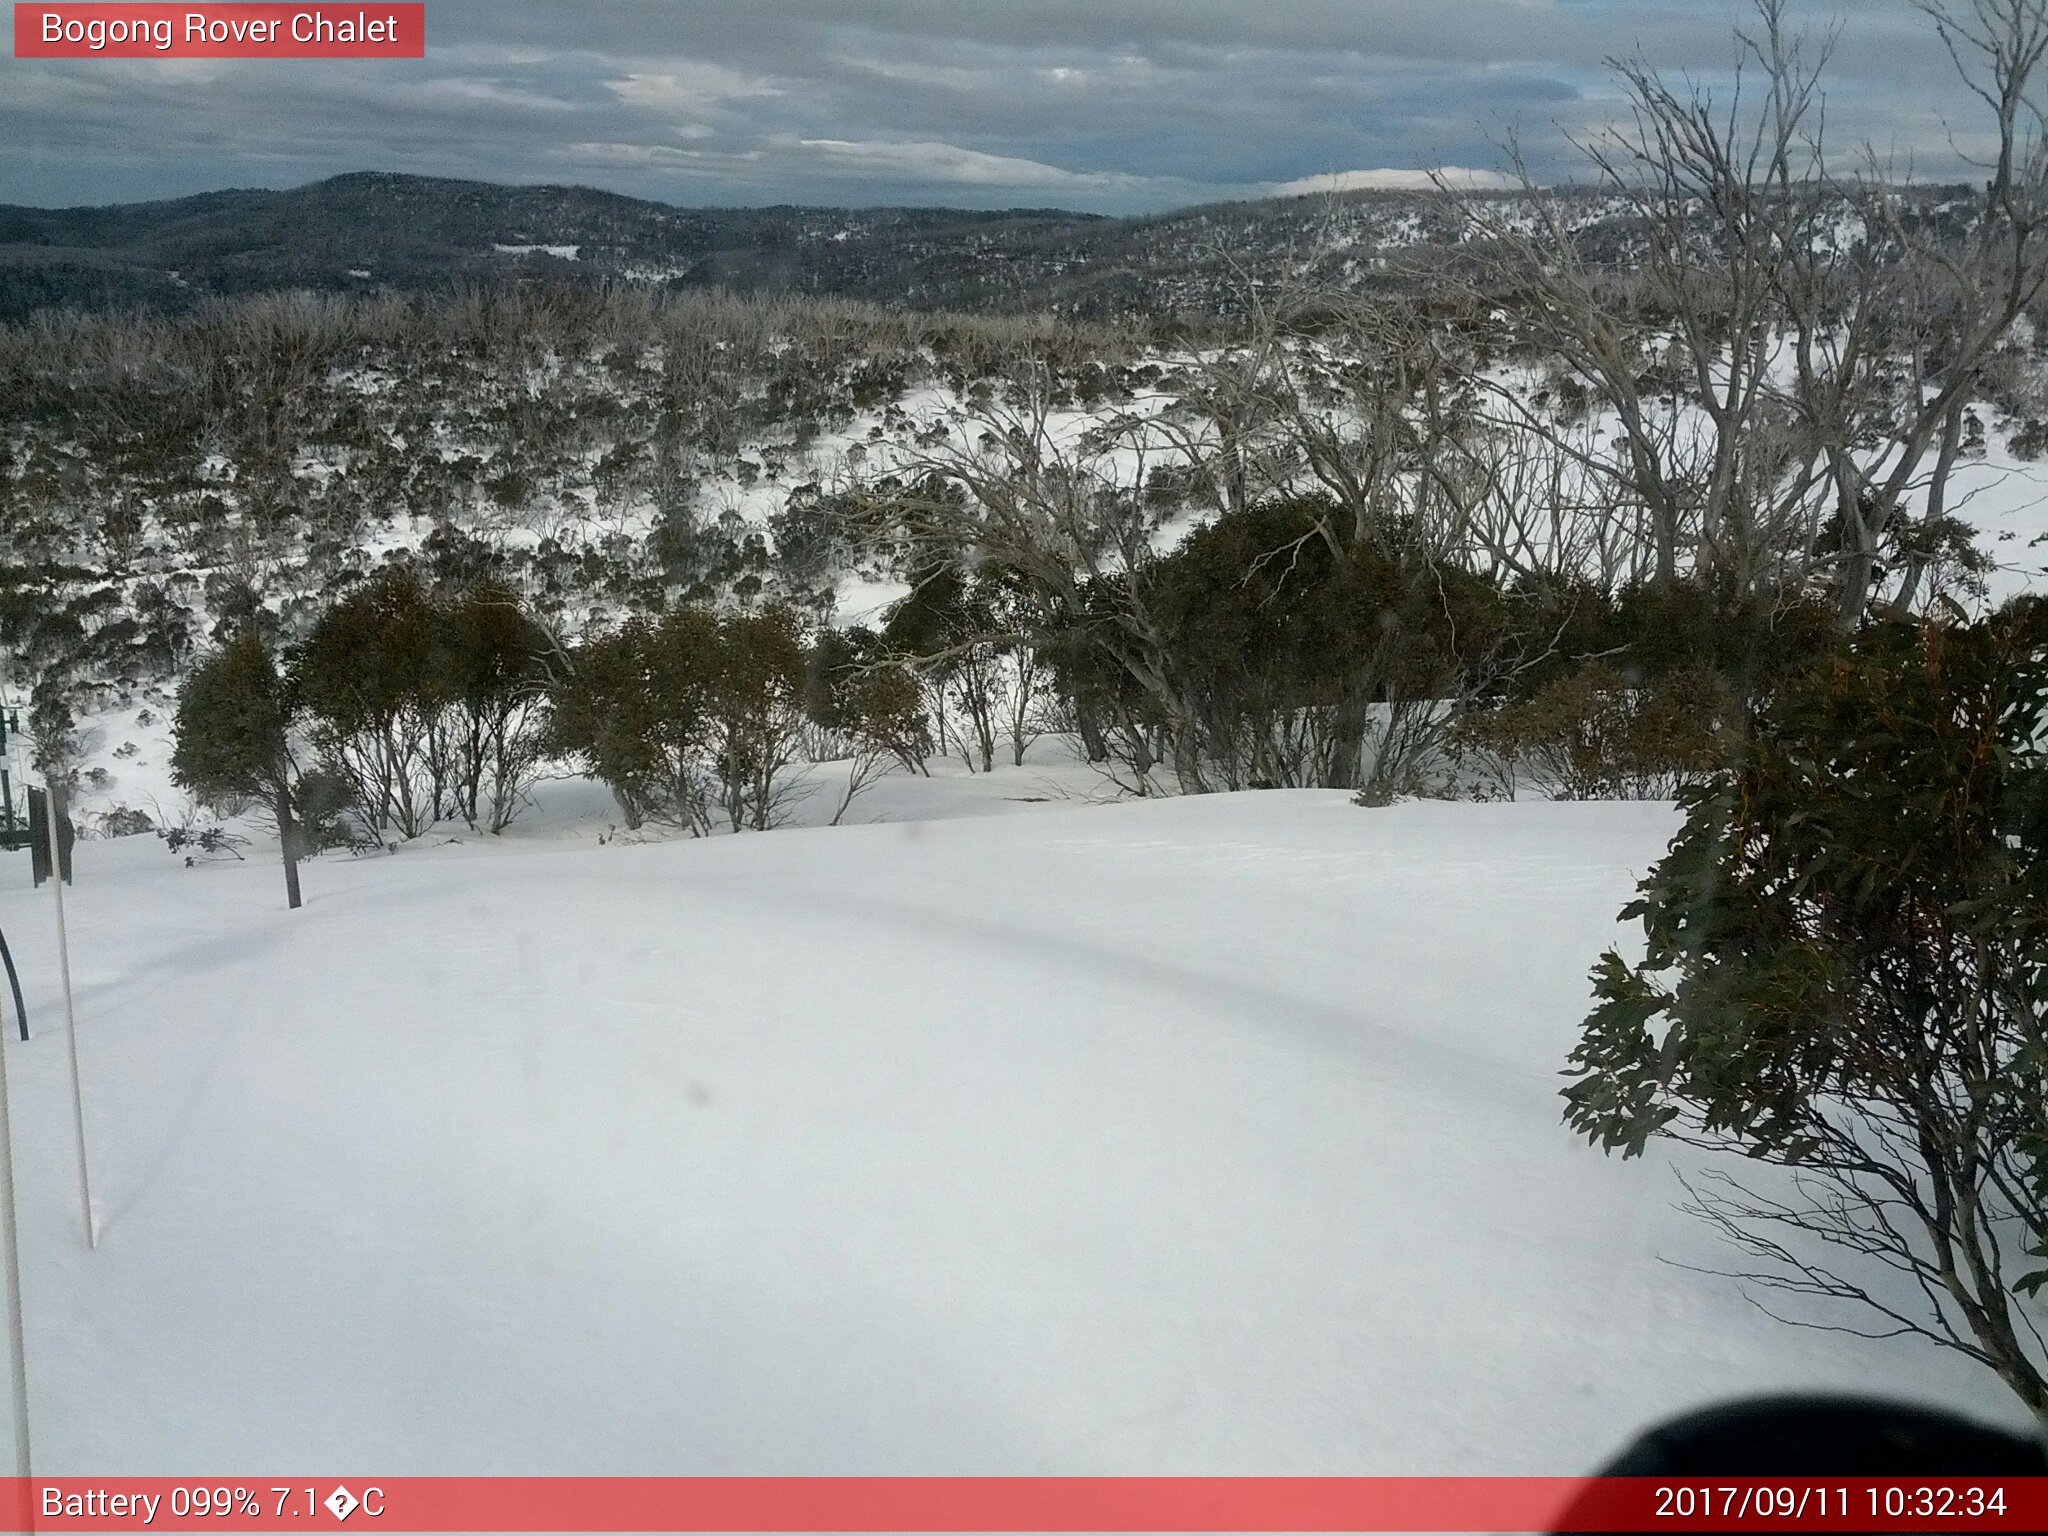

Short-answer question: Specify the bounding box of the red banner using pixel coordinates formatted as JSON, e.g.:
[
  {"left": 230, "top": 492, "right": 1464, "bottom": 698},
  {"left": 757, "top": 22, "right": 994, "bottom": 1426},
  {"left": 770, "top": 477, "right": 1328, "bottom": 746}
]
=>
[
  {"left": 13, "top": 4, "right": 424, "bottom": 58},
  {"left": 0, "top": 1477, "right": 2042, "bottom": 1532}
]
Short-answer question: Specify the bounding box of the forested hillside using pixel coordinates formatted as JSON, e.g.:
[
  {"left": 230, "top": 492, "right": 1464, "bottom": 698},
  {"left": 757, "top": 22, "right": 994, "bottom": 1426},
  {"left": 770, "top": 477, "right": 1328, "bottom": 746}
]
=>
[{"left": 3, "top": 168, "right": 1991, "bottom": 324}]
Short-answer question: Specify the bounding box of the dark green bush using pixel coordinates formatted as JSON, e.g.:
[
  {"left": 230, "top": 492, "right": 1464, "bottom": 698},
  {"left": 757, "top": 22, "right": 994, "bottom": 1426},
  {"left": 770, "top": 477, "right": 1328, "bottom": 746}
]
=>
[{"left": 1566, "top": 606, "right": 2048, "bottom": 1429}]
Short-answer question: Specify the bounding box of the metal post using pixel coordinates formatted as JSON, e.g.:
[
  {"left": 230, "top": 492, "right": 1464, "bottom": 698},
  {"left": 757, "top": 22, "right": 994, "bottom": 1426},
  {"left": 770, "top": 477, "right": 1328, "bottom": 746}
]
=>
[
  {"left": 42, "top": 784, "right": 95, "bottom": 1249},
  {"left": 1, "top": 703, "right": 13, "bottom": 849},
  {"left": 0, "top": 708, "right": 16, "bottom": 851},
  {"left": 0, "top": 929, "right": 23, "bottom": 1043}
]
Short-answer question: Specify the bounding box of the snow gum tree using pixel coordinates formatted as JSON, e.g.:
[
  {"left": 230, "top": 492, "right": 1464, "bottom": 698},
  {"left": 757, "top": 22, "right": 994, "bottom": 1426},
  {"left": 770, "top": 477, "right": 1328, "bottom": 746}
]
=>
[
  {"left": 1566, "top": 605, "right": 2048, "bottom": 1429},
  {"left": 1469, "top": 0, "right": 2048, "bottom": 623},
  {"left": 549, "top": 604, "right": 920, "bottom": 834},
  {"left": 26, "top": 679, "right": 82, "bottom": 789},
  {"left": 804, "top": 626, "right": 930, "bottom": 823},
  {"left": 547, "top": 611, "right": 718, "bottom": 835},
  {"left": 291, "top": 569, "right": 551, "bottom": 837},
  {"left": 1138, "top": 495, "right": 1506, "bottom": 794},
  {"left": 433, "top": 581, "right": 552, "bottom": 833},
  {"left": 295, "top": 566, "right": 445, "bottom": 839},
  {"left": 702, "top": 606, "right": 811, "bottom": 832},
  {"left": 882, "top": 561, "right": 1043, "bottom": 774},
  {"left": 170, "top": 629, "right": 305, "bottom": 910}
]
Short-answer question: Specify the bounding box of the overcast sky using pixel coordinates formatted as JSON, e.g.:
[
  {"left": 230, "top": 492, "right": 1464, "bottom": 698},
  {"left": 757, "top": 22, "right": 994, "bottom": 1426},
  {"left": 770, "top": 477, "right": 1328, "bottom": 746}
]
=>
[{"left": 0, "top": 0, "right": 2004, "bottom": 213}]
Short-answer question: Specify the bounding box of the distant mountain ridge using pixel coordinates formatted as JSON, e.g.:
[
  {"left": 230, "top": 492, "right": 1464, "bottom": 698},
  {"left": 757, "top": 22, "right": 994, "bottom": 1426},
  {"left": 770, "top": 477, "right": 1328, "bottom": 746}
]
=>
[
  {"left": 0, "top": 168, "right": 1980, "bottom": 325},
  {"left": 0, "top": 172, "right": 1098, "bottom": 320},
  {"left": 0, "top": 169, "right": 1506, "bottom": 322}
]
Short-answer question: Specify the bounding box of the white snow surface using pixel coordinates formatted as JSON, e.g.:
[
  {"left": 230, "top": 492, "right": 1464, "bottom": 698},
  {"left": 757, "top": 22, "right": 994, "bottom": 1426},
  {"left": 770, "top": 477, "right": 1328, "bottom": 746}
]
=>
[
  {"left": 1943, "top": 440, "right": 2048, "bottom": 608},
  {"left": 0, "top": 786, "right": 2028, "bottom": 1475}
]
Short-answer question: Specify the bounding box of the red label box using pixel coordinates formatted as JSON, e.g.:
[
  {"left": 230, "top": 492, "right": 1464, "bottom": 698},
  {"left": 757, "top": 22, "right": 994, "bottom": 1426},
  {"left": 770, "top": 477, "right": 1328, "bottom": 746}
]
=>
[
  {"left": 14, "top": 4, "right": 424, "bottom": 58},
  {"left": 1, "top": 1477, "right": 2046, "bottom": 1532}
]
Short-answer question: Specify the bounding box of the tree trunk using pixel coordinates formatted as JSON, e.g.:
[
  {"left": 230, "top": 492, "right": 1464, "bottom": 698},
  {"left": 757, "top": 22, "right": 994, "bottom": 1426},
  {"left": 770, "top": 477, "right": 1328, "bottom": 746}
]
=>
[
  {"left": 608, "top": 781, "right": 643, "bottom": 831},
  {"left": 275, "top": 786, "right": 303, "bottom": 911},
  {"left": 1324, "top": 691, "right": 1375, "bottom": 791},
  {"left": 1170, "top": 720, "right": 1208, "bottom": 795},
  {"left": 1073, "top": 705, "right": 1109, "bottom": 764},
  {"left": 1895, "top": 404, "right": 1966, "bottom": 615},
  {"left": 1836, "top": 542, "right": 1879, "bottom": 626}
]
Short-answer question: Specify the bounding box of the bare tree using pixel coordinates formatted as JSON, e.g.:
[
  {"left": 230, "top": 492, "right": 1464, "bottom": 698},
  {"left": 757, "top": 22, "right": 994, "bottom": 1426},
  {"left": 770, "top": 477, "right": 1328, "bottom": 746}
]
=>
[
  {"left": 1464, "top": 0, "right": 2048, "bottom": 622},
  {"left": 880, "top": 367, "right": 1215, "bottom": 792},
  {"left": 1461, "top": 3, "right": 1834, "bottom": 602},
  {"left": 1792, "top": 0, "right": 2048, "bottom": 618}
]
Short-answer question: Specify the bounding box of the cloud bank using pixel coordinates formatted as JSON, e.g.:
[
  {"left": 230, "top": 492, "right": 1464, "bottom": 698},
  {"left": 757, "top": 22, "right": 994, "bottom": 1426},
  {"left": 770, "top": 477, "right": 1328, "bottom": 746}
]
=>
[
  {"left": 1268, "top": 167, "right": 1520, "bottom": 196},
  {"left": 0, "top": 0, "right": 1993, "bottom": 213}
]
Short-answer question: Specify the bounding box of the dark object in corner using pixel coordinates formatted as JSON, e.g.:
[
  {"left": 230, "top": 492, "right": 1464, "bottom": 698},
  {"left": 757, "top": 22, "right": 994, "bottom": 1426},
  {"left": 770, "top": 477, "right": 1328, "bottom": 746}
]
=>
[{"left": 1554, "top": 1395, "right": 2047, "bottom": 1533}]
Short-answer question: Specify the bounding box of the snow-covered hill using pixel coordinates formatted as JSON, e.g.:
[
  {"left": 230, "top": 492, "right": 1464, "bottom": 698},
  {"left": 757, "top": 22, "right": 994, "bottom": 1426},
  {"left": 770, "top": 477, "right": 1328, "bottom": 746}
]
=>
[
  {"left": 0, "top": 171, "right": 1657, "bottom": 325},
  {"left": 0, "top": 785, "right": 2026, "bottom": 1473}
]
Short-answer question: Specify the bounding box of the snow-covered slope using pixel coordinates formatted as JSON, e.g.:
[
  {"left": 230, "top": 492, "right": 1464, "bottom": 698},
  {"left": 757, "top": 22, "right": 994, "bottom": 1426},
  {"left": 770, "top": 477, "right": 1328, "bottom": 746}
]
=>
[
  {"left": 0, "top": 788, "right": 2024, "bottom": 1475},
  {"left": 1946, "top": 439, "right": 2048, "bottom": 607}
]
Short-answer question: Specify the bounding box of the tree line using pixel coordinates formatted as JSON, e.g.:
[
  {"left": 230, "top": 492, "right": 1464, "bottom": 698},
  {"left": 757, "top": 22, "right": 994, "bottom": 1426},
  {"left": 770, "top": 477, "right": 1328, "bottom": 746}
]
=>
[{"left": 168, "top": 564, "right": 930, "bottom": 905}]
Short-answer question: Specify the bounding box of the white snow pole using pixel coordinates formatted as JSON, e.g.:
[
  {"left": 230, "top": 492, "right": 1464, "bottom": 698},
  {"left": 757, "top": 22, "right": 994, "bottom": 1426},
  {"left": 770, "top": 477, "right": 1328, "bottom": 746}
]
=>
[
  {"left": 0, "top": 923, "right": 32, "bottom": 1479},
  {"left": 0, "top": 702, "right": 31, "bottom": 1472},
  {"left": 42, "top": 784, "right": 96, "bottom": 1249}
]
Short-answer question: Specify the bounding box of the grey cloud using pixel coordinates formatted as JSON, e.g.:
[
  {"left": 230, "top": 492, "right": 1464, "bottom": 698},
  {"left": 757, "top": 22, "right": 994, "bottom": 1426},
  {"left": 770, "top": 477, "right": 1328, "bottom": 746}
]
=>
[{"left": 0, "top": 1, "right": 2015, "bottom": 212}]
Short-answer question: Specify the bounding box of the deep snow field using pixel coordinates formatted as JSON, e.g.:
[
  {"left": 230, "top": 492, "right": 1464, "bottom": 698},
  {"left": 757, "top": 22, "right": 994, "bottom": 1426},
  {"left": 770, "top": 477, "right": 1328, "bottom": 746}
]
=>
[{"left": 0, "top": 769, "right": 2031, "bottom": 1479}]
